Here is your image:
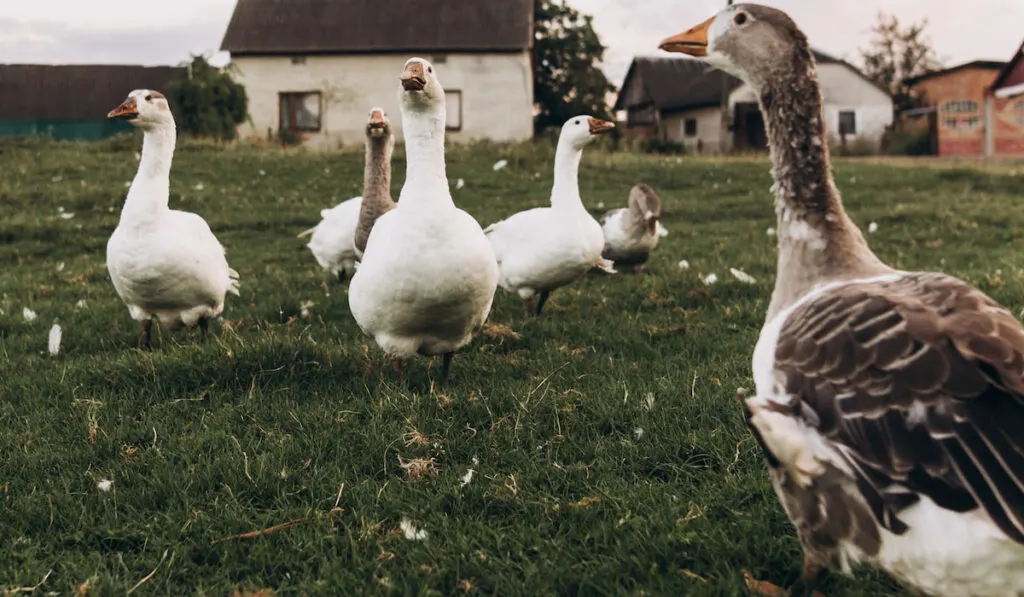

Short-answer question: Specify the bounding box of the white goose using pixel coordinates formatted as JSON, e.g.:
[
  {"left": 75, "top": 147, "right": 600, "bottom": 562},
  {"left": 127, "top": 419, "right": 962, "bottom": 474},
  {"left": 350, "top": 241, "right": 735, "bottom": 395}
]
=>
[
  {"left": 661, "top": 5, "right": 1024, "bottom": 597},
  {"left": 484, "top": 116, "right": 616, "bottom": 315},
  {"left": 348, "top": 58, "right": 498, "bottom": 383},
  {"left": 106, "top": 90, "right": 239, "bottom": 349},
  {"left": 600, "top": 183, "right": 668, "bottom": 267},
  {"left": 300, "top": 108, "right": 396, "bottom": 280}
]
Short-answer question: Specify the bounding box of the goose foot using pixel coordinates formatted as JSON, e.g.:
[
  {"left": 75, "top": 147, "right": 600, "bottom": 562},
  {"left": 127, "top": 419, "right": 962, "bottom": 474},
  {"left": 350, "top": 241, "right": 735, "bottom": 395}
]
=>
[
  {"left": 198, "top": 317, "right": 209, "bottom": 343},
  {"left": 391, "top": 356, "right": 405, "bottom": 377},
  {"left": 535, "top": 290, "right": 550, "bottom": 316},
  {"left": 139, "top": 319, "right": 153, "bottom": 351},
  {"left": 742, "top": 555, "right": 827, "bottom": 597},
  {"left": 440, "top": 352, "right": 454, "bottom": 385}
]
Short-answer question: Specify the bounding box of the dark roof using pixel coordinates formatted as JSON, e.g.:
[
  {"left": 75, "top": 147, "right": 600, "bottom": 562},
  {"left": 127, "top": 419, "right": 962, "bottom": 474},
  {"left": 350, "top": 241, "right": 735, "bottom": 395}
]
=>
[
  {"left": 220, "top": 0, "right": 533, "bottom": 55},
  {"left": 613, "top": 50, "right": 880, "bottom": 113},
  {"left": 906, "top": 60, "right": 1006, "bottom": 85},
  {"left": 0, "top": 64, "right": 184, "bottom": 120},
  {"left": 991, "top": 39, "right": 1024, "bottom": 91}
]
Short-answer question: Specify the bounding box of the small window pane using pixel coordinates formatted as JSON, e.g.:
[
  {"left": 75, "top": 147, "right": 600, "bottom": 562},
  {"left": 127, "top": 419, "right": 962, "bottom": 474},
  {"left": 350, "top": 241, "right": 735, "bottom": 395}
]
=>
[
  {"left": 839, "top": 111, "right": 856, "bottom": 135},
  {"left": 684, "top": 118, "right": 697, "bottom": 136},
  {"left": 445, "top": 90, "right": 462, "bottom": 131}
]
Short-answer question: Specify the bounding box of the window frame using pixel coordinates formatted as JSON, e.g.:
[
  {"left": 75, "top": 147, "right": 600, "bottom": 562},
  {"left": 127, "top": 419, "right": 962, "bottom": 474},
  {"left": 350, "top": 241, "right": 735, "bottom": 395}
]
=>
[
  {"left": 838, "top": 110, "right": 857, "bottom": 136},
  {"left": 683, "top": 118, "right": 697, "bottom": 137},
  {"left": 445, "top": 89, "right": 463, "bottom": 132},
  {"left": 279, "top": 91, "right": 323, "bottom": 133}
]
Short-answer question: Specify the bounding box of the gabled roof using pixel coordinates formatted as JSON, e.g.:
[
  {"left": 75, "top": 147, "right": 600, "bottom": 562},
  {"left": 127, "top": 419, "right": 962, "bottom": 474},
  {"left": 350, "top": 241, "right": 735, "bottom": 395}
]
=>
[
  {"left": 220, "top": 0, "right": 533, "bottom": 56},
  {"left": 990, "top": 39, "right": 1024, "bottom": 91},
  {"left": 613, "top": 57, "right": 740, "bottom": 112},
  {"left": 906, "top": 60, "right": 1006, "bottom": 86},
  {"left": 614, "top": 50, "right": 888, "bottom": 113},
  {"left": 0, "top": 64, "right": 184, "bottom": 120}
]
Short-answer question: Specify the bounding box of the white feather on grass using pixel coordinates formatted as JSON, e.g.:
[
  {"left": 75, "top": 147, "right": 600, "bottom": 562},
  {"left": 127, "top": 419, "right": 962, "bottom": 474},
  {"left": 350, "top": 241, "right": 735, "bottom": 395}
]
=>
[
  {"left": 23, "top": 307, "right": 37, "bottom": 322},
  {"left": 729, "top": 268, "right": 756, "bottom": 284},
  {"left": 48, "top": 323, "right": 62, "bottom": 356},
  {"left": 399, "top": 517, "right": 428, "bottom": 540}
]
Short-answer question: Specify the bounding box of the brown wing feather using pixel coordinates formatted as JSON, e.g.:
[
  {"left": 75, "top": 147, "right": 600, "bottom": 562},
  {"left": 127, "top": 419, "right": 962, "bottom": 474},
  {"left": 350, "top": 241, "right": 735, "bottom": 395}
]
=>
[{"left": 774, "top": 272, "right": 1024, "bottom": 542}]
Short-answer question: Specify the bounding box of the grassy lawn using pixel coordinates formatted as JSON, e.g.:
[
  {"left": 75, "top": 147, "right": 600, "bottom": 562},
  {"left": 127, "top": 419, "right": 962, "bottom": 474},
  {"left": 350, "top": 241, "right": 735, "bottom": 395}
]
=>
[{"left": 2, "top": 136, "right": 1023, "bottom": 595}]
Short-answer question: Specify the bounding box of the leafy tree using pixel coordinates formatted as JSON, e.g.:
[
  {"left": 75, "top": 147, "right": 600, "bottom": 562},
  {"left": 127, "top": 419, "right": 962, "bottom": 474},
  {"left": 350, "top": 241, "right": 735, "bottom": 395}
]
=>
[
  {"left": 533, "top": 0, "right": 616, "bottom": 134},
  {"left": 859, "top": 12, "right": 943, "bottom": 113},
  {"left": 167, "top": 55, "right": 248, "bottom": 140}
]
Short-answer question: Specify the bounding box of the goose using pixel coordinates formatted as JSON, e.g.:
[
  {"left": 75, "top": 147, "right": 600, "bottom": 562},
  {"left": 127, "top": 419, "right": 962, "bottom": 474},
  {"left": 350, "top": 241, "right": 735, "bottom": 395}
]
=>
[
  {"left": 348, "top": 58, "right": 498, "bottom": 383},
  {"left": 353, "top": 107, "right": 396, "bottom": 257},
  {"left": 661, "top": 6, "right": 1024, "bottom": 596},
  {"left": 105, "top": 90, "right": 239, "bottom": 349},
  {"left": 300, "top": 108, "right": 396, "bottom": 280},
  {"left": 600, "top": 183, "right": 668, "bottom": 267},
  {"left": 484, "top": 116, "right": 616, "bottom": 315},
  {"left": 300, "top": 196, "right": 362, "bottom": 283}
]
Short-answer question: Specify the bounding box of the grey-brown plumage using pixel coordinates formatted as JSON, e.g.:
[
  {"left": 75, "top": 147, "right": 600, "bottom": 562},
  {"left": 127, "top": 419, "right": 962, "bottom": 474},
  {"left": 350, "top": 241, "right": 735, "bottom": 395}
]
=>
[
  {"left": 600, "top": 184, "right": 664, "bottom": 266},
  {"left": 662, "top": 4, "right": 1024, "bottom": 596},
  {"left": 353, "top": 108, "right": 396, "bottom": 256}
]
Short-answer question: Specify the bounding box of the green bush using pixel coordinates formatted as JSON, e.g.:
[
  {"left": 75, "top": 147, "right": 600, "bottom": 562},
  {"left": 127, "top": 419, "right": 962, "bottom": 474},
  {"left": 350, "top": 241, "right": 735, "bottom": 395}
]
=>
[
  {"left": 167, "top": 55, "right": 248, "bottom": 141},
  {"left": 883, "top": 128, "right": 934, "bottom": 156}
]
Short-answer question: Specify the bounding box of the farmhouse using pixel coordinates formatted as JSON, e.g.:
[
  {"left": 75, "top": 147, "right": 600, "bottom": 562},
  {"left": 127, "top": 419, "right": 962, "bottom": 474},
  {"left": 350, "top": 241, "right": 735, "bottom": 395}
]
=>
[
  {"left": 0, "top": 64, "right": 183, "bottom": 140},
  {"left": 614, "top": 52, "right": 894, "bottom": 154},
  {"left": 219, "top": 0, "right": 534, "bottom": 148}
]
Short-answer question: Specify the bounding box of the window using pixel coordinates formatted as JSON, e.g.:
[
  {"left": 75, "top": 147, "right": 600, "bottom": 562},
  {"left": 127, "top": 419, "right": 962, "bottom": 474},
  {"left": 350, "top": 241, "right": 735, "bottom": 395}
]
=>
[
  {"left": 279, "top": 92, "right": 321, "bottom": 132},
  {"left": 290, "top": 56, "right": 307, "bottom": 65},
  {"left": 941, "top": 100, "right": 978, "bottom": 114},
  {"left": 838, "top": 111, "right": 856, "bottom": 135},
  {"left": 445, "top": 90, "right": 462, "bottom": 131},
  {"left": 432, "top": 54, "right": 448, "bottom": 64},
  {"left": 684, "top": 118, "right": 697, "bottom": 137},
  {"left": 627, "top": 105, "right": 656, "bottom": 126}
]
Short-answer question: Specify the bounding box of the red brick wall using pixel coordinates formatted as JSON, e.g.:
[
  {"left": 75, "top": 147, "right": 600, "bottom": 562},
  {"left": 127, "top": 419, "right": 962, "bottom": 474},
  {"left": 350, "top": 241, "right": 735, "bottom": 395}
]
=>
[
  {"left": 912, "top": 68, "right": 1000, "bottom": 156},
  {"left": 993, "top": 96, "right": 1024, "bottom": 156}
]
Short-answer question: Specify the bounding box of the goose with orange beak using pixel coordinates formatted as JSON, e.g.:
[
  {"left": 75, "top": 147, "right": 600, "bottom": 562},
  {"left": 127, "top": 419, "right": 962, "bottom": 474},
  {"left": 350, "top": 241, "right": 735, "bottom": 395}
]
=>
[
  {"left": 483, "top": 115, "right": 617, "bottom": 316},
  {"left": 106, "top": 89, "right": 240, "bottom": 349},
  {"left": 661, "top": 5, "right": 1024, "bottom": 597}
]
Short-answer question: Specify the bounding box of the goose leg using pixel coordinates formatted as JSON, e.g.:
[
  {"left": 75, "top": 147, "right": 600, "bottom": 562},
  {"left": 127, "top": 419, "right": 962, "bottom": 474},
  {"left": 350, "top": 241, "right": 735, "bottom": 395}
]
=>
[
  {"left": 441, "top": 352, "right": 454, "bottom": 385},
  {"left": 789, "top": 554, "right": 826, "bottom": 596},
  {"left": 139, "top": 319, "right": 153, "bottom": 351},
  {"left": 523, "top": 297, "right": 535, "bottom": 315},
  {"left": 391, "top": 356, "right": 404, "bottom": 377},
  {"left": 198, "top": 317, "right": 210, "bottom": 343},
  {"left": 337, "top": 270, "right": 347, "bottom": 284},
  {"left": 535, "top": 290, "right": 550, "bottom": 316}
]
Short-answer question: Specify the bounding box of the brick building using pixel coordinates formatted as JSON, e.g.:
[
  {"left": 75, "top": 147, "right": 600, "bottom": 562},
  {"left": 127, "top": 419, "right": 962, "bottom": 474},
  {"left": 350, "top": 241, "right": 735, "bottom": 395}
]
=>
[
  {"left": 990, "top": 41, "right": 1024, "bottom": 155},
  {"left": 908, "top": 61, "right": 1004, "bottom": 156}
]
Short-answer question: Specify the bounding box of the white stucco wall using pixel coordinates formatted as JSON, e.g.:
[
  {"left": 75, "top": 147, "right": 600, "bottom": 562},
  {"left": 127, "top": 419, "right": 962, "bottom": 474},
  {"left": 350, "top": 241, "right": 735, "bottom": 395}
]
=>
[
  {"left": 230, "top": 52, "right": 534, "bottom": 147},
  {"left": 728, "top": 62, "right": 894, "bottom": 150},
  {"left": 662, "top": 106, "right": 724, "bottom": 152}
]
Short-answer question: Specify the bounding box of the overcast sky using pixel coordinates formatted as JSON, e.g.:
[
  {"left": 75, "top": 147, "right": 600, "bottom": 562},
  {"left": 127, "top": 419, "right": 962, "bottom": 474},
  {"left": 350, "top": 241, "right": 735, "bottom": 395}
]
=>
[{"left": 2, "top": 0, "right": 1021, "bottom": 86}]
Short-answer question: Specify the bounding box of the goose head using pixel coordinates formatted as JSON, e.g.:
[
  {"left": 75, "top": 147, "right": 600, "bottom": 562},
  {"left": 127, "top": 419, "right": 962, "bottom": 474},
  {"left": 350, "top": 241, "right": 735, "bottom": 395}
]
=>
[
  {"left": 366, "top": 107, "right": 393, "bottom": 140},
  {"left": 399, "top": 57, "right": 444, "bottom": 112},
  {"left": 561, "top": 115, "right": 615, "bottom": 150},
  {"left": 658, "top": 4, "right": 808, "bottom": 88},
  {"left": 107, "top": 89, "right": 174, "bottom": 130}
]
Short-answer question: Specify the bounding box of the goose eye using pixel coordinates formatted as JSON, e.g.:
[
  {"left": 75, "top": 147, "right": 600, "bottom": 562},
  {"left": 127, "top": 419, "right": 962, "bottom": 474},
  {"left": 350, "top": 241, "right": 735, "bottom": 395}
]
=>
[
  {"left": 427, "top": 67, "right": 433, "bottom": 73},
  {"left": 734, "top": 12, "right": 747, "bottom": 25},
  {"left": 145, "top": 94, "right": 153, "bottom": 101}
]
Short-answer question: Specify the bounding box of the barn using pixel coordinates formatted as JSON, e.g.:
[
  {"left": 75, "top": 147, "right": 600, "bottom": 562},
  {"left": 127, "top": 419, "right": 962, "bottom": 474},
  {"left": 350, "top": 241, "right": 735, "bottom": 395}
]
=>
[
  {"left": 0, "top": 65, "right": 184, "bottom": 141},
  {"left": 219, "top": 0, "right": 535, "bottom": 148},
  {"left": 613, "top": 51, "right": 894, "bottom": 154}
]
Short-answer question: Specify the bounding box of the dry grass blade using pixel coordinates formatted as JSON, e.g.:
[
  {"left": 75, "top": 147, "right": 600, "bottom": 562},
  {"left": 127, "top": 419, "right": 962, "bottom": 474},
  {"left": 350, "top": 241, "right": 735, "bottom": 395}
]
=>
[{"left": 211, "top": 519, "right": 307, "bottom": 545}]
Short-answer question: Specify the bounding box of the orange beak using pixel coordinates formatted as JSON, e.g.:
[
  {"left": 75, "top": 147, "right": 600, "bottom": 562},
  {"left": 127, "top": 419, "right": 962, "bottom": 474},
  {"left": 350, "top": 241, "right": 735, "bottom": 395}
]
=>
[
  {"left": 658, "top": 15, "right": 714, "bottom": 57},
  {"left": 107, "top": 97, "right": 139, "bottom": 120},
  {"left": 401, "top": 62, "right": 426, "bottom": 91},
  {"left": 588, "top": 118, "right": 615, "bottom": 135},
  {"left": 646, "top": 217, "right": 659, "bottom": 236},
  {"left": 368, "top": 109, "right": 386, "bottom": 128}
]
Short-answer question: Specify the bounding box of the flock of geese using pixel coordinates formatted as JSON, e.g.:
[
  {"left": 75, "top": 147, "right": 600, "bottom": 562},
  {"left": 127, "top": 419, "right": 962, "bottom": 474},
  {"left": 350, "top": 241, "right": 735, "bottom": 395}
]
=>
[{"left": 99, "top": 4, "right": 1022, "bottom": 596}]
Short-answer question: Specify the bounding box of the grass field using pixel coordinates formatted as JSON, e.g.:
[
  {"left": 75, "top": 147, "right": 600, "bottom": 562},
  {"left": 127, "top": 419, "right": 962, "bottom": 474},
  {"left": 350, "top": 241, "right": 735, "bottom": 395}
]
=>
[{"left": 2, "top": 135, "right": 1024, "bottom": 595}]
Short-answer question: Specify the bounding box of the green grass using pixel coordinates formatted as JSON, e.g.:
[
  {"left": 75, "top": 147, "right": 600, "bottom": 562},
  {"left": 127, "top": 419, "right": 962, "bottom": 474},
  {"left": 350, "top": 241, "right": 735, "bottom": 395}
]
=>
[{"left": 2, "top": 135, "right": 1024, "bottom": 596}]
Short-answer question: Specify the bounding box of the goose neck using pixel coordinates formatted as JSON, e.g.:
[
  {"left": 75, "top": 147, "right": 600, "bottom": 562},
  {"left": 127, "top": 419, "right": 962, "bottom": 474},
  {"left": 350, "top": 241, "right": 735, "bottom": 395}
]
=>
[
  {"left": 401, "top": 107, "right": 451, "bottom": 206},
  {"left": 122, "top": 124, "right": 175, "bottom": 221},
  {"left": 550, "top": 139, "right": 584, "bottom": 210}
]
